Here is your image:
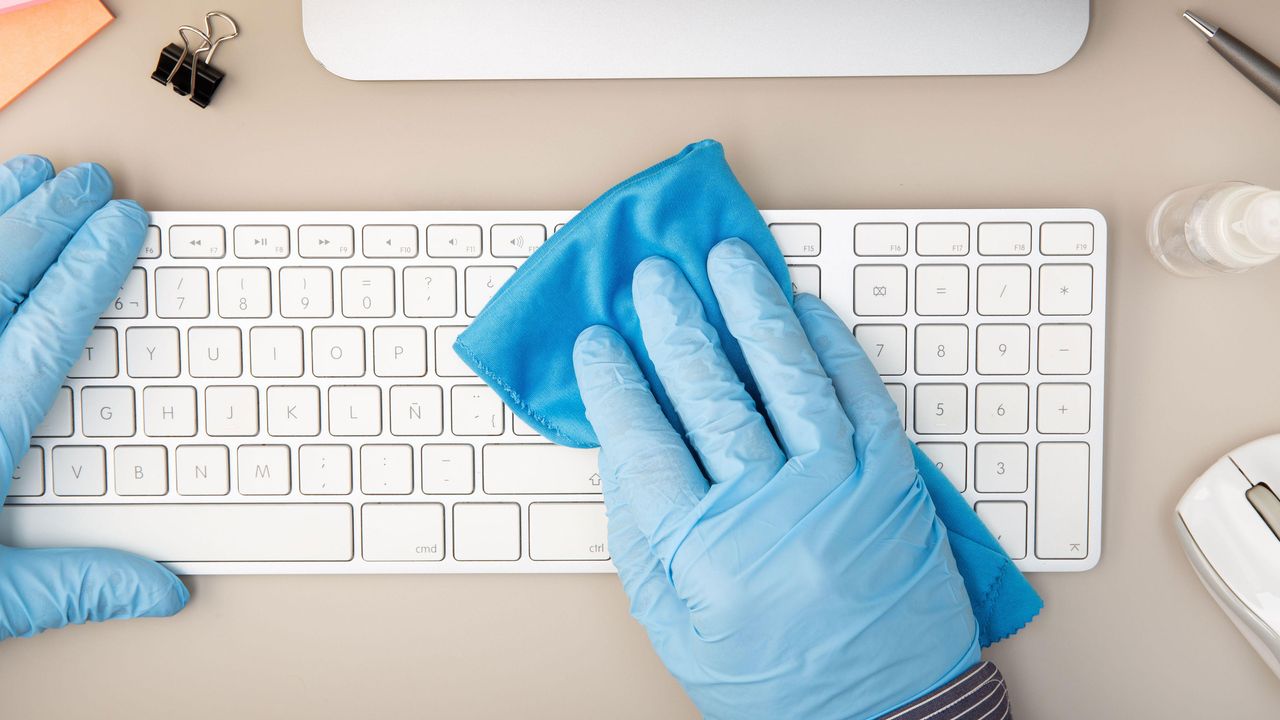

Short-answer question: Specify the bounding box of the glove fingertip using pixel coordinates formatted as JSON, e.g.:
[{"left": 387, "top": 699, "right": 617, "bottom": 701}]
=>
[{"left": 7, "top": 154, "right": 54, "bottom": 187}]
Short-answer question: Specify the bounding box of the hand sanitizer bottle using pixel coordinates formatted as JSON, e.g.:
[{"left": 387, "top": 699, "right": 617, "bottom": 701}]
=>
[{"left": 1149, "top": 182, "right": 1280, "bottom": 277}]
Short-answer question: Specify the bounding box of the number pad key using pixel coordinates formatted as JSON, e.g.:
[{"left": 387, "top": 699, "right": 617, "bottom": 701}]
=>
[
  {"left": 976, "top": 324, "right": 1030, "bottom": 375},
  {"left": 1039, "top": 264, "right": 1093, "bottom": 316},
  {"left": 915, "top": 265, "right": 968, "bottom": 316},
  {"left": 854, "top": 324, "right": 906, "bottom": 376},
  {"left": 974, "top": 501, "right": 1028, "bottom": 559},
  {"left": 976, "top": 265, "right": 1030, "bottom": 316},
  {"left": 914, "top": 384, "right": 966, "bottom": 435},
  {"left": 915, "top": 325, "right": 967, "bottom": 375},
  {"left": 1038, "top": 324, "right": 1091, "bottom": 375},
  {"left": 918, "top": 442, "right": 966, "bottom": 491},
  {"left": 1037, "top": 384, "right": 1090, "bottom": 434},
  {"left": 975, "top": 383, "right": 1029, "bottom": 434},
  {"left": 975, "top": 442, "right": 1028, "bottom": 493},
  {"left": 853, "top": 265, "right": 907, "bottom": 316}
]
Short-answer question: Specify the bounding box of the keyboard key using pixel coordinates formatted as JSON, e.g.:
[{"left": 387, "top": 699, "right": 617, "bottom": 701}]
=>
[
  {"left": 1040, "top": 222, "right": 1094, "bottom": 255},
  {"left": 188, "top": 327, "right": 242, "bottom": 378},
  {"left": 975, "top": 383, "right": 1029, "bottom": 434},
  {"left": 169, "top": 225, "right": 226, "bottom": 258},
  {"left": 1038, "top": 324, "right": 1092, "bottom": 375},
  {"left": 360, "top": 444, "right": 414, "bottom": 494},
  {"left": 205, "top": 385, "right": 260, "bottom": 437},
  {"left": 102, "top": 267, "right": 147, "bottom": 319},
  {"left": 363, "top": 225, "right": 418, "bottom": 258},
  {"left": 68, "top": 328, "right": 119, "bottom": 379},
  {"left": 453, "top": 503, "right": 520, "bottom": 561},
  {"left": 787, "top": 265, "right": 821, "bottom": 297},
  {"left": 0, "top": 504, "right": 354, "bottom": 561},
  {"left": 434, "top": 326, "right": 475, "bottom": 377},
  {"left": 250, "top": 327, "right": 304, "bottom": 378},
  {"left": 1037, "top": 383, "right": 1090, "bottom": 434},
  {"left": 389, "top": 385, "right": 444, "bottom": 436},
  {"left": 451, "top": 385, "right": 503, "bottom": 436},
  {"left": 155, "top": 267, "right": 210, "bottom": 319},
  {"left": 491, "top": 224, "right": 547, "bottom": 257},
  {"left": 914, "top": 325, "right": 967, "bottom": 375},
  {"left": 529, "top": 503, "right": 609, "bottom": 560},
  {"left": 9, "top": 447, "right": 44, "bottom": 497},
  {"left": 885, "top": 383, "right": 907, "bottom": 430},
  {"left": 853, "top": 265, "right": 907, "bottom": 316},
  {"left": 916, "top": 223, "right": 969, "bottom": 256},
  {"left": 81, "top": 386, "right": 136, "bottom": 437},
  {"left": 299, "top": 445, "right": 352, "bottom": 495},
  {"left": 914, "top": 384, "right": 966, "bottom": 435},
  {"left": 422, "top": 444, "right": 474, "bottom": 494},
  {"left": 140, "top": 226, "right": 161, "bottom": 258},
  {"left": 917, "top": 442, "right": 966, "bottom": 491},
  {"left": 770, "top": 223, "right": 821, "bottom": 257},
  {"left": 1035, "top": 442, "right": 1090, "bottom": 559},
  {"left": 32, "top": 387, "right": 72, "bottom": 438},
  {"left": 977, "top": 222, "right": 1031, "bottom": 256},
  {"left": 238, "top": 445, "right": 291, "bottom": 495},
  {"left": 233, "top": 225, "right": 289, "bottom": 258},
  {"left": 126, "top": 327, "right": 180, "bottom": 378},
  {"left": 426, "top": 224, "right": 482, "bottom": 258},
  {"left": 915, "top": 265, "right": 968, "bottom": 316},
  {"left": 465, "top": 266, "right": 516, "bottom": 317},
  {"left": 298, "top": 224, "right": 355, "bottom": 258},
  {"left": 482, "top": 445, "right": 602, "bottom": 494},
  {"left": 312, "top": 326, "right": 365, "bottom": 377},
  {"left": 329, "top": 386, "right": 382, "bottom": 436},
  {"left": 361, "top": 503, "right": 444, "bottom": 561},
  {"left": 266, "top": 385, "right": 321, "bottom": 437},
  {"left": 113, "top": 445, "right": 168, "bottom": 496},
  {"left": 510, "top": 411, "right": 540, "bottom": 437},
  {"left": 52, "top": 446, "right": 106, "bottom": 496},
  {"left": 975, "top": 324, "right": 1030, "bottom": 375},
  {"left": 143, "top": 386, "right": 197, "bottom": 437},
  {"left": 342, "top": 266, "right": 395, "bottom": 318},
  {"left": 403, "top": 267, "right": 458, "bottom": 318},
  {"left": 373, "top": 326, "right": 427, "bottom": 377},
  {"left": 976, "top": 264, "right": 1030, "bottom": 316},
  {"left": 218, "top": 267, "right": 272, "bottom": 318},
  {"left": 1038, "top": 264, "right": 1093, "bottom": 316},
  {"left": 854, "top": 223, "right": 907, "bottom": 256},
  {"left": 974, "top": 501, "right": 1027, "bottom": 559},
  {"left": 279, "top": 267, "right": 334, "bottom": 318},
  {"left": 975, "top": 442, "right": 1028, "bottom": 493},
  {"left": 854, "top": 324, "right": 907, "bottom": 376},
  {"left": 175, "top": 445, "right": 230, "bottom": 496}
]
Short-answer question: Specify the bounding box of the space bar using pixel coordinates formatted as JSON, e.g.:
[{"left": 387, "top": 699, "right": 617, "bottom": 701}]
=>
[{"left": 0, "top": 504, "right": 354, "bottom": 562}]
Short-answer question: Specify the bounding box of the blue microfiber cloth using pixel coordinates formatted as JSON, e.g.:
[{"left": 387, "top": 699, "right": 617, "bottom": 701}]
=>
[{"left": 455, "top": 139, "right": 1042, "bottom": 646}]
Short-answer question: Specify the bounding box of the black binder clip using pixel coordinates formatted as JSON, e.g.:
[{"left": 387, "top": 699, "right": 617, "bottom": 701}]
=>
[{"left": 151, "top": 12, "right": 239, "bottom": 108}]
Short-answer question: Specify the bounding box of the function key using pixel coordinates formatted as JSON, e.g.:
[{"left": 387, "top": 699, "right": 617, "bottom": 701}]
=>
[
  {"left": 1040, "top": 222, "right": 1094, "bottom": 255},
  {"left": 769, "top": 223, "right": 821, "bottom": 257},
  {"left": 363, "top": 225, "right": 418, "bottom": 258},
  {"left": 916, "top": 223, "right": 969, "bottom": 256},
  {"left": 977, "top": 222, "right": 1031, "bottom": 256},
  {"left": 491, "top": 224, "right": 547, "bottom": 257},
  {"left": 854, "top": 223, "right": 907, "bottom": 256},
  {"left": 427, "top": 224, "right": 482, "bottom": 258},
  {"left": 299, "top": 225, "right": 355, "bottom": 258},
  {"left": 140, "top": 226, "right": 162, "bottom": 258},
  {"left": 234, "top": 225, "right": 290, "bottom": 258},
  {"left": 169, "top": 225, "right": 226, "bottom": 258}
]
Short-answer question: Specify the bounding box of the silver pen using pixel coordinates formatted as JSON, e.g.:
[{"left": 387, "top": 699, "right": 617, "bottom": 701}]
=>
[{"left": 1184, "top": 10, "right": 1280, "bottom": 107}]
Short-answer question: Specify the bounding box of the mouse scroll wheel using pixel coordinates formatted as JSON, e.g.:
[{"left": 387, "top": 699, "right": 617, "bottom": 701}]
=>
[{"left": 1246, "top": 483, "right": 1280, "bottom": 542}]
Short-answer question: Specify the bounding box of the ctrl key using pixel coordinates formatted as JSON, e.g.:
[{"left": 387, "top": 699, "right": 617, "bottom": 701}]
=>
[{"left": 361, "top": 503, "right": 445, "bottom": 561}]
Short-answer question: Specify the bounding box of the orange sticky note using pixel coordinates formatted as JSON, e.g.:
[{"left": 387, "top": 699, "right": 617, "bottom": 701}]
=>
[{"left": 0, "top": 0, "right": 113, "bottom": 111}]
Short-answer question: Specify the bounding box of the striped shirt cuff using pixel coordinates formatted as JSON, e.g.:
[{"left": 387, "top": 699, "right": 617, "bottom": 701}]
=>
[{"left": 874, "top": 662, "right": 1011, "bottom": 720}]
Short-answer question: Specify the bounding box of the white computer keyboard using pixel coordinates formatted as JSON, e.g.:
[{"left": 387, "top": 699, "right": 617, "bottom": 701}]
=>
[{"left": 0, "top": 209, "right": 1106, "bottom": 574}]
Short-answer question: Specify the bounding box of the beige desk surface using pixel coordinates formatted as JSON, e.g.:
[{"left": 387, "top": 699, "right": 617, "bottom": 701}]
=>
[{"left": 4, "top": 0, "right": 1280, "bottom": 717}]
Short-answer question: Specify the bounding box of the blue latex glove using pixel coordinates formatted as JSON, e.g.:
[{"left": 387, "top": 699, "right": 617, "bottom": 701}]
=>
[
  {"left": 0, "top": 155, "right": 189, "bottom": 640},
  {"left": 573, "top": 239, "right": 980, "bottom": 720}
]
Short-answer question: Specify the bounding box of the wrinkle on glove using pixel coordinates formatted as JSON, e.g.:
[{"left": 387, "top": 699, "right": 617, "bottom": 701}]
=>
[{"left": 456, "top": 140, "right": 1042, "bottom": 646}]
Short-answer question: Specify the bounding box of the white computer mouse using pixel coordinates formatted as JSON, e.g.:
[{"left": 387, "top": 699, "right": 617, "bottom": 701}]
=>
[{"left": 1176, "top": 434, "right": 1280, "bottom": 679}]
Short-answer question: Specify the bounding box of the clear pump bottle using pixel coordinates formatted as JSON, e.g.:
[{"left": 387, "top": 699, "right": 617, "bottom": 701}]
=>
[{"left": 1149, "top": 182, "right": 1280, "bottom": 277}]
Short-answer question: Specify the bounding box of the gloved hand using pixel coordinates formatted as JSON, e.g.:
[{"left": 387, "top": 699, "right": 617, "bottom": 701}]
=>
[
  {"left": 573, "top": 239, "right": 980, "bottom": 720},
  {"left": 0, "top": 155, "right": 188, "bottom": 640}
]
